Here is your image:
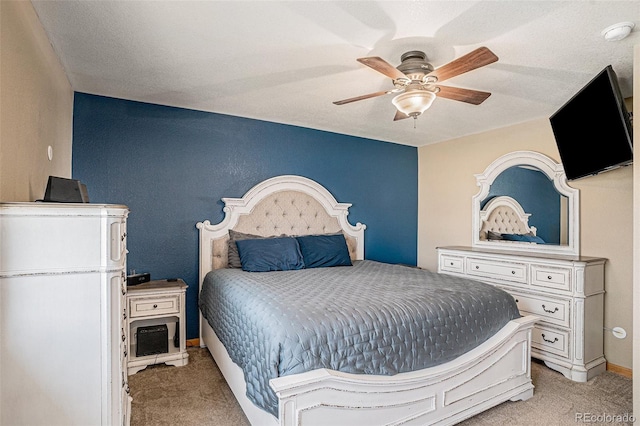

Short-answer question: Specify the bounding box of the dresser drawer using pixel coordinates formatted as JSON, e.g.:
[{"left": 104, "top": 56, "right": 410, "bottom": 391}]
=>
[
  {"left": 109, "top": 219, "right": 127, "bottom": 268},
  {"left": 439, "top": 254, "right": 464, "bottom": 274},
  {"left": 531, "top": 264, "right": 571, "bottom": 292},
  {"left": 121, "top": 328, "right": 129, "bottom": 361},
  {"left": 467, "top": 257, "right": 527, "bottom": 284},
  {"left": 129, "top": 295, "right": 180, "bottom": 318},
  {"left": 532, "top": 325, "right": 570, "bottom": 358},
  {"left": 511, "top": 292, "right": 570, "bottom": 327}
]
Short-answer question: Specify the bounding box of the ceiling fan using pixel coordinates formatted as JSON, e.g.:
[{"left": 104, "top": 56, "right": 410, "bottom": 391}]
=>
[{"left": 333, "top": 47, "right": 498, "bottom": 122}]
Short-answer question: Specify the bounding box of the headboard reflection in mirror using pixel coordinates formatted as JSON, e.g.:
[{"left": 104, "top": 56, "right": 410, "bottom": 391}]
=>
[{"left": 472, "top": 151, "right": 579, "bottom": 256}]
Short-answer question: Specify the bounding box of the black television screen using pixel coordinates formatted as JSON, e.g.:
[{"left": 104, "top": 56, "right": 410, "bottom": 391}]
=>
[{"left": 549, "top": 65, "right": 633, "bottom": 181}]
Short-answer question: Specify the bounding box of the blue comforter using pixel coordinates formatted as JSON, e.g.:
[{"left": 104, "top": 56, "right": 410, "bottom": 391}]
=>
[{"left": 199, "top": 260, "right": 520, "bottom": 417}]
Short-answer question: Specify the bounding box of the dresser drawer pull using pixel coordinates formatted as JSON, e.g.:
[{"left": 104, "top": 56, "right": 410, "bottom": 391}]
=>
[
  {"left": 512, "top": 270, "right": 516, "bottom": 274},
  {"left": 450, "top": 262, "right": 454, "bottom": 266},
  {"left": 541, "top": 304, "right": 559, "bottom": 314},
  {"left": 475, "top": 266, "right": 479, "bottom": 269},
  {"left": 541, "top": 333, "right": 559, "bottom": 344},
  {"left": 153, "top": 304, "right": 158, "bottom": 309},
  {"left": 548, "top": 275, "right": 553, "bottom": 280}
]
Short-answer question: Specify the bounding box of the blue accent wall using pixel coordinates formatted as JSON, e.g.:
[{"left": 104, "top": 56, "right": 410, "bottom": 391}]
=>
[
  {"left": 483, "top": 166, "right": 561, "bottom": 244},
  {"left": 72, "top": 93, "right": 418, "bottom": 339}
]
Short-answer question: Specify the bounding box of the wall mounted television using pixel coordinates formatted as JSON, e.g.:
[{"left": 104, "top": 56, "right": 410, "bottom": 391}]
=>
[{"left": 549, "top": 65, "right": 633, "bottom": 181}]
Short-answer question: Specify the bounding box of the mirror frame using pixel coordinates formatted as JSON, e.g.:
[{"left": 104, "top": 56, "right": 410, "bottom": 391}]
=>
[{"left": 472, "top": 151, "right": 579, "bottom": 256}]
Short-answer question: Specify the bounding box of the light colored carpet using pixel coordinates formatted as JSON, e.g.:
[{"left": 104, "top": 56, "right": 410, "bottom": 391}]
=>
[{"left": 129, "top": 347, "right": 632, "bottom": 426}]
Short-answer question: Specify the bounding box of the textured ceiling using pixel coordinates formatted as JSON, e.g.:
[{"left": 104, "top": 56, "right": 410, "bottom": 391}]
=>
[{"left": 31, "top": 1, "right": 638, "bottom": 147}]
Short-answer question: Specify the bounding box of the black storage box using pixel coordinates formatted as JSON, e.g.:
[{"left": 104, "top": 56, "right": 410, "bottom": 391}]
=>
[{"left": 136, "top": 324, "right": 168, "bottom": 357}]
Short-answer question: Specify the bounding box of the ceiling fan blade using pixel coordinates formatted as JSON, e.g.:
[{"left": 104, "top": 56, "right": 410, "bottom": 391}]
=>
[
  {"left": 427, "top": 47, "right": 498, "bottom": 83},
  {"left": 357, "top": 56, "right": 408, "bottom": 81},
  {"left": 333, "top": 90, "right": 391, "bottom": 105},
  {"left": 436, "top": 85, "right": 492, "bottom": 105},
  {"left": 393, "top": 110, "right": 410, "bottom": 121}
]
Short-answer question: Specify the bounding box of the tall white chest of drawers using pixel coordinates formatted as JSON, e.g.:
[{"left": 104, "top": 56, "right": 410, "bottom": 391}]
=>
[
  {"left": 437, "top": 246, "right": 607, "bottom": 382},
  {"left": 0, "top": 203, "right": 131, "bottom": 425}
]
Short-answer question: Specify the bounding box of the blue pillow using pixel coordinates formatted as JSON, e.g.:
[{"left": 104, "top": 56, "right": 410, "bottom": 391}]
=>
[
  {"left": 501, "top": 233, "right": 546, "bottom": 244},
  {"left": 296, "top": 234, "right": 352, "bottom": 268},
  {"left": 236, "top": 237, "right": 305, "bottom": 272}
]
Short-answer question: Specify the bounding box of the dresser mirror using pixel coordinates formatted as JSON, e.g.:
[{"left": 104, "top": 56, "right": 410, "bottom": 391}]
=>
[{"left": 472, "top": 151, "right": 579, "bottom": 256}]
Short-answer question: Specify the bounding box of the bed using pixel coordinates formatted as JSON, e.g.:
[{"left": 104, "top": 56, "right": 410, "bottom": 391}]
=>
[
  {"left": 478, "top": 196, "right": 545, "bottom": 244},
  {"left": 197, "top": 175, "right": 538, "bottom": 426}
]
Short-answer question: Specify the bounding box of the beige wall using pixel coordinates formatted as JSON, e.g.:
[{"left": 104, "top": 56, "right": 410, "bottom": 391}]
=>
[
  {"left": 632, "top": 44, "right": 639, "bottom": 420},
  {"left": 0, "top": 0, "right": 73, "bottom": 202},
  {"left": 418, "top": 114, "right": 634, "bottom": 369}
]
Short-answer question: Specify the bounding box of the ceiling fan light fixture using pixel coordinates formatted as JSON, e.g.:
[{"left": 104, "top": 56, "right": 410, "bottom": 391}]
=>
[{"left": 392, "top": 90, "right": 436, "bottom": 118}]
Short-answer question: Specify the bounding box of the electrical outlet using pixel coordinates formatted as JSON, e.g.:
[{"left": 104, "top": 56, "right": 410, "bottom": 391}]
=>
[{"left": 612, "top": 327, "right": 626, "bottom": 339}]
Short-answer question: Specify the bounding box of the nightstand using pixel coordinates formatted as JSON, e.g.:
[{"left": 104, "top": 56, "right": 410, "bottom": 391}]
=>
[{"left": 126, "top": 279, "right": 189, "bottom": 375}]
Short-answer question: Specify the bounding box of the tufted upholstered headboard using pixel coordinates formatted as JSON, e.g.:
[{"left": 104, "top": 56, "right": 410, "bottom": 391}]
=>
[
  {"left": 478, "top": 196, "right": 536, "bottom": 240},
  {"left": 196, "top": 175, "right": 366, "bottom": 287}
]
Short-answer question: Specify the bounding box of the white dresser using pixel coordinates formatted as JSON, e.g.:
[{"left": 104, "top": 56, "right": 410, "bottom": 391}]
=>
[
  {"left": 0, "top": 202, "right": 131, "bottom": 425},
  {"left": 437, "top": 246, "right": 606, "bottom": 382}
]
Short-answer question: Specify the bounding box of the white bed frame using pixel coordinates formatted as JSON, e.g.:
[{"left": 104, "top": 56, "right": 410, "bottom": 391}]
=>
[
  {"left": 478, "top": 195, "right": 538, "bottom": 240},
  {"left": 197, "top": 175, "right": 538, "bottom": 426}
]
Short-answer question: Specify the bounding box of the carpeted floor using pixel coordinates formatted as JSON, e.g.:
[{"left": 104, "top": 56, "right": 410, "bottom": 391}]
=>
[{"left": 129, "top": 347, "right": 633, "bottom": 426}]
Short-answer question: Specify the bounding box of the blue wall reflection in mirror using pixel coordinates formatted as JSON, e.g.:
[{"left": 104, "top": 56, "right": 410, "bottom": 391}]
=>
[{"left": 481, "top": 166, "right": 563, "bottom": 244}]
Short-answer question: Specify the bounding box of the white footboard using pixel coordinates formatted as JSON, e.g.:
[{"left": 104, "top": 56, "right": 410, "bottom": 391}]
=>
[{"left": 202, "top": 315, "right": 538, "bottom": 426}]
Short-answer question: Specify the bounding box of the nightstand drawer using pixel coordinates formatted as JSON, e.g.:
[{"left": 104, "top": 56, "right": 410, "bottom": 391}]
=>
[
  {"left": 531, "top": 264, "right": 571, "bottom": 291},
  {"left": 129, "top": 295, "right": 180, "bottom": 318}
]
